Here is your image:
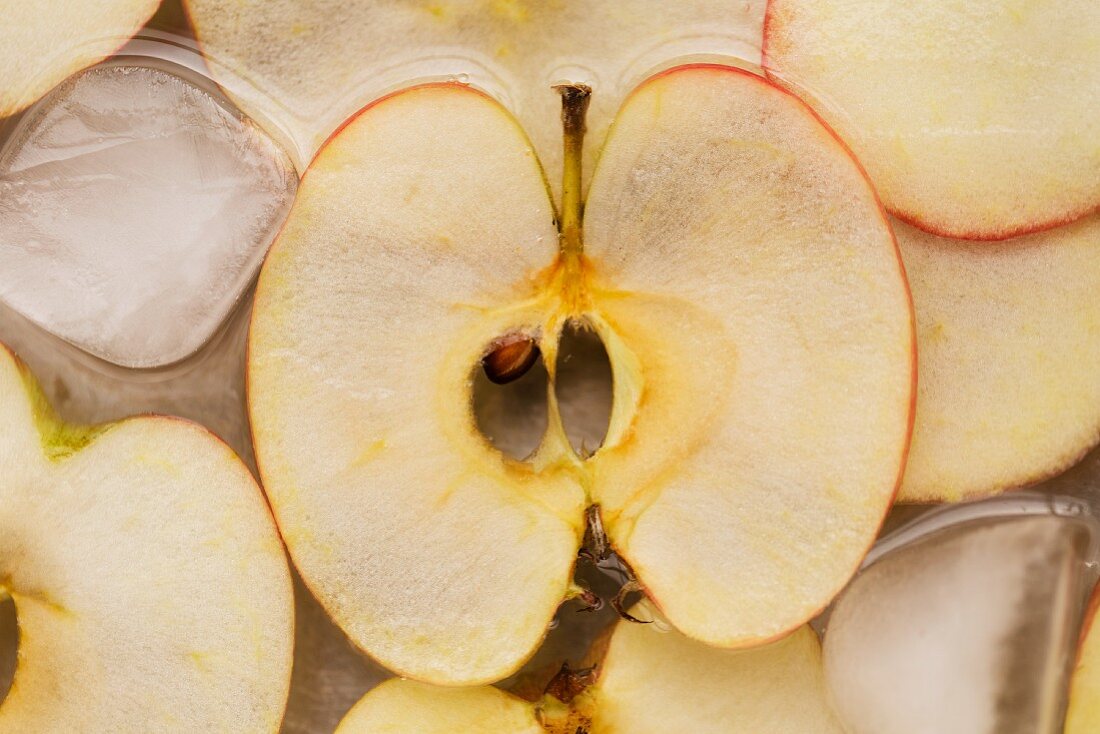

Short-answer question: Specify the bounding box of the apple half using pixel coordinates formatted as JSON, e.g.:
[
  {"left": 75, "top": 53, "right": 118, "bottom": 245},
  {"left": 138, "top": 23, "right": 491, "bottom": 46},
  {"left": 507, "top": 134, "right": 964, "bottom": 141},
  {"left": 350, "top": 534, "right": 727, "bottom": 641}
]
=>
[
  {"left": 0, "top": 1, "right": 160, "bottom": 117},
  {"left": 182, "top": 0, "right": 764, "bottom": 190},
  {"left": 247, "top": 64, "right": 914, "bottom": 684},
  {"left": 334, "top": 617, "right": 844, "bottom": 733},
  {"left": 763, "top": 0, "right": 1100, "bottom": 240},
  {"left": 898, "top": 215, "right": 1100, "bottom": 502},
  {"left": 1066, "top": 585, "right": 1100, "bottom": 734},
  {"left": 0, "top": 343, "right": 293, "bottom": 731}
]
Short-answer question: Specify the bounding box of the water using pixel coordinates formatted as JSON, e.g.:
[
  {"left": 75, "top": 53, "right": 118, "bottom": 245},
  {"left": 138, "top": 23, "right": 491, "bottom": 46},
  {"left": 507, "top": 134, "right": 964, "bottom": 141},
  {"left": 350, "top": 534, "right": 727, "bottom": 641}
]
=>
[
  {"left": 0, "top": 58, "right": 296, "bottom": 369},
  {"left": 183, "top": 0, "right": 767, "bottom": 201},
  {"left": 2, "top": 3, "right": 1099, "bottom": 734}
]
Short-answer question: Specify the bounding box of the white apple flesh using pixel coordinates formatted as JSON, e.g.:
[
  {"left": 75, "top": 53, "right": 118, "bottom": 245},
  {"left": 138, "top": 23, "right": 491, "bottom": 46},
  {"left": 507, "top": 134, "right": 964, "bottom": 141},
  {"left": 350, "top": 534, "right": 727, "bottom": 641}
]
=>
[
  {"left": 1, "top": 1, "right": 159, "bottom": 117},
  {"left": 763, "top": 0, "right": 1100, "bottom": 240}
]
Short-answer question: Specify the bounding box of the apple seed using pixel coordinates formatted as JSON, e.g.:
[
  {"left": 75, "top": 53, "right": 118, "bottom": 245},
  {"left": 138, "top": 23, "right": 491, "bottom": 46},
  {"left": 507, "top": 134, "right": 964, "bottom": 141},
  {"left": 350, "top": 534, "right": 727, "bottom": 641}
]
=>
[{"left": 482, "top": 333, "right": 540, "bottom": 384}]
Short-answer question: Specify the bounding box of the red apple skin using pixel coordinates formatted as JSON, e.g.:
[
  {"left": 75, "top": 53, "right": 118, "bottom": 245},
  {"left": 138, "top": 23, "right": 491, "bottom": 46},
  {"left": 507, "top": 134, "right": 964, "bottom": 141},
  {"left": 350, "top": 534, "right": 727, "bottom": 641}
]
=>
[{"left": 759, "top": 1, "right": 1100, "bottom": 243}]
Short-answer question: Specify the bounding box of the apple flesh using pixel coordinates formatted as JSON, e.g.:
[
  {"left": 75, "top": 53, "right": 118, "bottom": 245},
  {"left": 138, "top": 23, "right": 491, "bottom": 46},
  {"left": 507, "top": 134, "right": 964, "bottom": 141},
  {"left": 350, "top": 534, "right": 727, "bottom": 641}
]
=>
[
  {"left": 0, "top": 343, "right": 293, "bottom": 731},
  {"left": 763, "top": 0, "right": 1100, "bottom": 240},
  {"left": 182, "top": 0, "right": 765, "bottom": 193},
  {"left": 247, "top": 64, "right": 914, "bottom": 685},
  {"left": 0, "top": 1, "right": 159, "bottom": 117},
  {"left": 334, "top": 617, "right": 843, "bottom": 733},
  {"left": 897, "top": 214, "right": 1100, "bottom": 502}
]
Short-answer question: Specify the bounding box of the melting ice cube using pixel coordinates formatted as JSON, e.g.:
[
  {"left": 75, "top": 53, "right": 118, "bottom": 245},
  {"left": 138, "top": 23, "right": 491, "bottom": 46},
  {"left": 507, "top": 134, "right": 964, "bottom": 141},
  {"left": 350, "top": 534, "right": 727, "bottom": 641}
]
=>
[
  {"left": 0, "top": 59, "right": 296, "bottom": 368},
  {"left": 824, "top": 513, "right": 1094, "bottom": 734}
]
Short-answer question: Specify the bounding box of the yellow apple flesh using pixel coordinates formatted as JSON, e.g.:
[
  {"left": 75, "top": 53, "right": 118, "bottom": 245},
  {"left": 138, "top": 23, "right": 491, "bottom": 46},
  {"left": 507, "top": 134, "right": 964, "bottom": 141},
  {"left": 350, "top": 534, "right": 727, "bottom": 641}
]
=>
[{"left": 1, "top": 1, "right": 160, "bottom": 117}]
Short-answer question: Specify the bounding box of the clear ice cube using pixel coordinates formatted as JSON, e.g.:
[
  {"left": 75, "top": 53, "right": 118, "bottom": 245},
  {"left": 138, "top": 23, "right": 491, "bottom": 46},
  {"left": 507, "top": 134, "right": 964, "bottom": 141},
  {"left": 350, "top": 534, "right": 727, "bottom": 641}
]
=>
[
  {"left": 824, "top": 511, "right": 1096, "bottom": 734},
  {"left": 0, "top": 59, "right": 296, "bottom": 368}
]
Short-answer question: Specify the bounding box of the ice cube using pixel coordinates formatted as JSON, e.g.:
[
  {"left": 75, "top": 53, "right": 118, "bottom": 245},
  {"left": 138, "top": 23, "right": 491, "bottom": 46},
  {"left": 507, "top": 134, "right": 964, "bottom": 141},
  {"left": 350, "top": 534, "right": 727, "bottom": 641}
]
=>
[
  {"left": 0, "top": 59, "right": 296, "bottom": 369},
  {"left": 0, "top": 293, "right": 254, "bottom": 463},
  {"left": 824, "top": 514, "right": 1094, "bottom": 734}
]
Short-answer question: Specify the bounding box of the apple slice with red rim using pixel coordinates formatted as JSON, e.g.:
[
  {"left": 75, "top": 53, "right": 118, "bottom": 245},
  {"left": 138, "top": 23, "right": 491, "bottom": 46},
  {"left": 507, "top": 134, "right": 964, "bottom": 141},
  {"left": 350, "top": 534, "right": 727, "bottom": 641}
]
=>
[
  {"left": 1, "top": 1, "right": 160, "bottom": 117},
  {"left": 897, "top": 214, "right": 1100, "bottom": 502},
  {"left": 247, "top": 64, "right": 914, "bottom": 684},
  {"left": 763, "top": 0, "right": 1100, "bottom": 240}
]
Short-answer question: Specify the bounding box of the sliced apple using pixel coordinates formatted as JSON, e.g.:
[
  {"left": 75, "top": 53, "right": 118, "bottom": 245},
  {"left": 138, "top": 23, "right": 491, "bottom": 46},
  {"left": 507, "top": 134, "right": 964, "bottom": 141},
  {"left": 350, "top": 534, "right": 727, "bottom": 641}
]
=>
[
  {"left": 824, "top": 514, "right": 1090, "bottom": 734},
  {"left": 182, "top": 0, "right": 765, "bottom": 190},
  {"left": 584, "top": 616, "right": 844, "bottom": 733},
  {"left": 335, "top": 681, "right": 543, "bottom": 734},
  {"left": 897, "top": 215, "right": 1100, "bottom": 502},
  {"left": 1, "top": 1, "right": 160, "bottom": 117},
  {"left": 248, "top": 65, "right": 914, "bottom": 684},
  {"left": 1066, "top": 585, "right": 1100, "bottom": 734},
  {"left": 763, "top": 0, "right": 1100, "bottom": 240},
  {"left": 0, "top": 343, "right": 293, "bottom": 731},
  {"left": 335, "top": 618, "right": 843, "bottom": 733}
]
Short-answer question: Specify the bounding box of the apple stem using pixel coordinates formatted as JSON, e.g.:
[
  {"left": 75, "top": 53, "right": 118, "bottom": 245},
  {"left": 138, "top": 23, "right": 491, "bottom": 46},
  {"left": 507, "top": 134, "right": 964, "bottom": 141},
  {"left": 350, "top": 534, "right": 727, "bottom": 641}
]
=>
[{"left": 555, "top": 83, "right": 591, "bottom": 257}]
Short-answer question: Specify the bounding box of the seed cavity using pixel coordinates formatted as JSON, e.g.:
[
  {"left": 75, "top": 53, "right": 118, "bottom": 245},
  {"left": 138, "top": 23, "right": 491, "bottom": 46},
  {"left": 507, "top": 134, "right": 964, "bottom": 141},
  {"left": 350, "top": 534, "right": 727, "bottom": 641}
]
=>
[
  {"left": 473, "top": 335, "right": 549, "bottom": 461},
  {"left": 554, "top": 320, "right": 613, "bottom": 458}
]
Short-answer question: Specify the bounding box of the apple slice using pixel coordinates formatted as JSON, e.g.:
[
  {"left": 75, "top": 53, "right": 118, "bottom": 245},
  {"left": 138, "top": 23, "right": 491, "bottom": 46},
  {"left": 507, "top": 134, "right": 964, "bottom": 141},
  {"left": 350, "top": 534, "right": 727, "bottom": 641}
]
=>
[
  {"left": 335, "top": 682, "right": 543, "bottom": 734},
  {"left": 1066, "top": 585, "right": 1100, "bottom": 734},
  {"left": 0, "top": 343, "right": 293, "bottom": 731},
  {"left": 334, "top": 618, "right": 843, "bottom": 733},
  {"left": 824, "top": 514, "right": 1090, "bottom": 734},
  {"left": 583, "top": 616, "right": 843, "bottom": 733},
  {"left": 1, "top": 1, "right": 159, "bottom": 117},
  {"left": 182, "top": 0, "right": 765, "bottom": 190},
  {"left": 897, "top": 215, "right": 1100, "bottom": 502},
  {"left": 248, "top": 64, "right": 914, "bottom": 684},
  {"left": 763, "top": 0, "right": 1100, "bottom": 240}
]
